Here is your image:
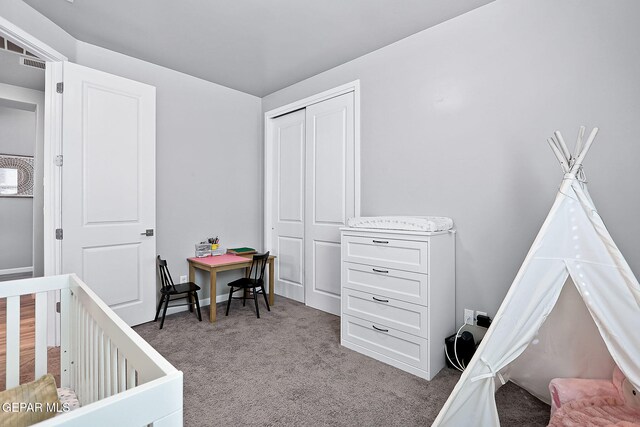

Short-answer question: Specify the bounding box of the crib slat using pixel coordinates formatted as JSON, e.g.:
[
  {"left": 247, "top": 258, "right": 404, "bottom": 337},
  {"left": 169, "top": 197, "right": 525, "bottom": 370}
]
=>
[
  {"left": 89, "top": 318, "right": 100, "bottom": 402},
  {"left": 71, "top": 293, "right": 79, "bottom": 393},
  {"left": 76, "top": 295, "right": 82, "bottom": 395},
  {"left": 101, "top": 334, "right": 109, "bottom": 398},
  {"left": 78, "top": 305, "right": 83, "bottom": 405},
  {"left": 84, "top": 308, "right": 90, "bottom": 405},
  {"left": 87, "top": 316, "right": 91, "bottom": 403},
  {"left": 90, "top": 320, "right": 95, "bottom": 401},
  {"left": 85, "top": 310, "right": 91, "bottom": 404},
  {"left": 94, "top": 324, "right": 99, "bottom": 400},
  {"left": 82, "top": 307, "right": 88, "bottom": 405},
  {"left": 127, "top": 363, "right": 136, "bottom": 390},
  {"left": 95, "top": 327, "right": 101, "bottom": 400},
  {"left": 34, "top": 292, "right": 48, "bottom": 379},
  {"left": 60, "top": 289, "right": 72, "bottom": 388},
  {"left": 78, "top": 306, "right": 83, "bottom": 405},
  {"left": 118, "top": 351, "right": 126, "bottom": 392},
  {"left": 5, "top": 296, "right": 20, "bottom": 389},
  {"left": 110, "top": 341, "right": 118, "bottom": 396},
  {"left": 89, "top": 318, "right": 95, "bottom": 403},
  {"left": 98, "top": 332, "right": 103, "bottom": 400}
]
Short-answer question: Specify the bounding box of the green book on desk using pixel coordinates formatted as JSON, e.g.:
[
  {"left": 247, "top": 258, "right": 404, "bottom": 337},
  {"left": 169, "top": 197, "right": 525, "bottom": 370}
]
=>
[{"left": 227, "top": 247, "right": 257, "bottom": 255}]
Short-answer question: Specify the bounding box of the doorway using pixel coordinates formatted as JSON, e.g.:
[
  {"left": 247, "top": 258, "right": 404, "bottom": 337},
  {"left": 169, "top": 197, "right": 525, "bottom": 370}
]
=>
[
  {"left": 0, "top": 48, "right": 45, "bottom": 282},
  {"left": 264, "top": 82, "right": 360, "bottom": 316},
  {"left": 0, "top": 19, "right": 158, "bottom": 329}
]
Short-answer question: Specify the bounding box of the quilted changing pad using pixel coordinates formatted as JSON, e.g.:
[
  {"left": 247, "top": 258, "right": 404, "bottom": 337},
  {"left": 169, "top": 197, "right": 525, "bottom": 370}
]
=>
[{"left": 347, "top": 216, "right": 453, "bottom": 232}]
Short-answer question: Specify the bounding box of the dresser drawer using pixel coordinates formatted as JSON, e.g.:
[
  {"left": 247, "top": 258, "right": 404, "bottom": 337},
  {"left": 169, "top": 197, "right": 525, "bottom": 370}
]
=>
[
  {"left": 341, "top": 314, "right": 428, "bottom": 371},
  {"left": 342, "top": 288, "right": 428, "bottom": 337},
  {"left": 342, "top": 235, "right": 428, "bottom": 273},
  {"left": 342, "top": 262, "right": 428, "bottom": 306}
]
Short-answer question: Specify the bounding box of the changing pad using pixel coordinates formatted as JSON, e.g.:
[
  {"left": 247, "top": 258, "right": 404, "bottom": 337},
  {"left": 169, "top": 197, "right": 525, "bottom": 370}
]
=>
[{"left": 347, "top": 216, "right": 453, "bottom": 232}]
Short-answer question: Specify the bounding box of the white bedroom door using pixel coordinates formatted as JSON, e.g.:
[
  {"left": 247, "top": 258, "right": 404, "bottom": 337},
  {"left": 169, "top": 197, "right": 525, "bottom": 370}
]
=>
[
  {"left": 60, "top": 61, "right": 156, "bottom": 326},
  {"left": 271, "top": 109, "right": 306, "bottom": 302},
  {"left": 304, "top": 92, "right": 355, "bottom": 315}
]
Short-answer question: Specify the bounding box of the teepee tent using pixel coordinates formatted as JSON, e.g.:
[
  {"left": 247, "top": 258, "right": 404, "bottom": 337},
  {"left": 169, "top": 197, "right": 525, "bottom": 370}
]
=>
[{"left": 433, "top": 127, "right": 640, "bottom": 426}]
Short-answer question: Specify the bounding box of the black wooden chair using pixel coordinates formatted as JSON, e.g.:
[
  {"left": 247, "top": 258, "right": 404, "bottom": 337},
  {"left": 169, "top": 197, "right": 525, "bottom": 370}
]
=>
[
  {"left": 226, "top": 252, "right": 270, "bottom": 318},
  {"left": 156, "top": 255, "right": 202, "bottom": 329}
]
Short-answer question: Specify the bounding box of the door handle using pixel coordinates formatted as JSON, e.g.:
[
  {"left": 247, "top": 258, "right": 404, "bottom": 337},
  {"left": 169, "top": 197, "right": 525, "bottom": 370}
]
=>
[
  {"left": 372, "top": 240, "right": 389, "bottom": 244},
  {"left": 372, "top": 268, "right": 388, "bottom": 273},
  {"left": 372, "top": 325, "right": 389, "bottom": 333},
  {"left": 141, "top": 229, "right": 154, "bottom": 236},
  {"left": 372, "top": 297, "right": 389, "bottom": 303}
]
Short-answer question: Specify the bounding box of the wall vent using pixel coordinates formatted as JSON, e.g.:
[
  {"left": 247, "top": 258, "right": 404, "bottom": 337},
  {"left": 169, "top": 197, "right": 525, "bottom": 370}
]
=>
[
  {"left": 20, "top": 56, "right": 46, "bottom": 70},
  {"left": 0, "top": 35, "right": 40, "bottom": 59}
]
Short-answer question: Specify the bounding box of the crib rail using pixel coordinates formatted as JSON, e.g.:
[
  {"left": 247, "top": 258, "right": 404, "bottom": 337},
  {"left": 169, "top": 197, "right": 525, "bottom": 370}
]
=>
[
  {"left": 0, "top": 275, "right": 67, "bottom": 390},
  {"left": 64, "top": 275, "right": 176, "bottom": 404},
  {"left": 0, "top": 274, "right": 183, "bottom": 426}
]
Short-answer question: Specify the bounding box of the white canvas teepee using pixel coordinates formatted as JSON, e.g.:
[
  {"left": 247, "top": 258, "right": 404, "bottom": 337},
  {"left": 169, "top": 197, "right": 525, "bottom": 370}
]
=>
[{"left": 433, "top": 127, "right": 640, "bottom": 426}]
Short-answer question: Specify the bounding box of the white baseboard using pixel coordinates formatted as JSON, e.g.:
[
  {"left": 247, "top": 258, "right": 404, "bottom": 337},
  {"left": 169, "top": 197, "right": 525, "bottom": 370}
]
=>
[
  {"left": 0, "top": 266, "right": 33, "bottom": 276},
  {"left": 164, "top": 293, "right": 230, "bottom": 316}
]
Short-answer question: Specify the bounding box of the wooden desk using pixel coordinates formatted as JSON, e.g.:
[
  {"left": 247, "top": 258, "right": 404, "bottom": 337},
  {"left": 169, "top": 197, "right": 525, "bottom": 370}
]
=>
[{"left": 187, "top": 253, "right": 276, "bottom": 322}]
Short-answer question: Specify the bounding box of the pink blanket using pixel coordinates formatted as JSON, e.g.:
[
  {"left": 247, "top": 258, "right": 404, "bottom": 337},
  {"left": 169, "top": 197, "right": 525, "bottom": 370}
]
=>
[
  {"left": 550, "top": 378, "right": 619, "bottom": 415},
  {"left": 548, "top": 395, "right": 640, "bottom": 426}
]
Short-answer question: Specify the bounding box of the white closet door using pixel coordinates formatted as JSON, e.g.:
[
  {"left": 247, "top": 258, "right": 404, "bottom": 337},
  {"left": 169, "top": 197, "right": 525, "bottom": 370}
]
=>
[
  {"left": 304, "top": 92, "right": 355, "bottom": 315},
  {"left": 271, "top": 110, "right": 306, "bottom": 302},
  {"left": 61, "top": 62, "right": 156, "bottom": 326}
]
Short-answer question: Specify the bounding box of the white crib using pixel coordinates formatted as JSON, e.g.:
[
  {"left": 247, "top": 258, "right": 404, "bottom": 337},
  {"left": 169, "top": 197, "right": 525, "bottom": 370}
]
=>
[{"left": 1, "top": 274, "right": 183, "bottom": 426}]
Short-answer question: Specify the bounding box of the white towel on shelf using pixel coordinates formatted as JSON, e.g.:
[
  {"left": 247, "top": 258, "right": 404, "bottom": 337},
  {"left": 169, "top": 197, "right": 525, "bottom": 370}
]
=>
[{"left": 347, "top": 216, "right": 453, "bottom": 232}]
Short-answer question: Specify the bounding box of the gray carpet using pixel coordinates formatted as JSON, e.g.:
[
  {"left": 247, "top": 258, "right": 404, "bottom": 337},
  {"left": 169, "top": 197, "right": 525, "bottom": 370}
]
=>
[{"left": 134, "top": 297, "right": 550, "bottom": 426}]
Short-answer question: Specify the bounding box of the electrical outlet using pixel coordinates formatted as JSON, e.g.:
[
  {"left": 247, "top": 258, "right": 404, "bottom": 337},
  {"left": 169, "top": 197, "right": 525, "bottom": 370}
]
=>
[
  {"left": 476, "top": 311, "right": 487, "bottom": 318},
  {"left": 464, "top": 309, "right": 474, "bottom": 325},
  {"left": 179, "top": 275, "right": 188, "bottom": 284}
]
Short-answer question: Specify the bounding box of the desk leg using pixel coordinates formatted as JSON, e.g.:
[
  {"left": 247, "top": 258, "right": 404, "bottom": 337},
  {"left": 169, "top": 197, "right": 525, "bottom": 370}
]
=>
[
  {"left": 269, "top": 259, "right": 275, "bottom": 306},
  {"left": 210, "top": 270, "right": 217, "bottom": 322},
  {"left": 188, "top": 264, "right": 196, "bottom": 313}
]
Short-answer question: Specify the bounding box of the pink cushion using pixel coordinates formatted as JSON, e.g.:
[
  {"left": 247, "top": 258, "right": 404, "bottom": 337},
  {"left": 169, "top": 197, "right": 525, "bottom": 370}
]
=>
[
  {"left": 549, "top": 378, "right": 618, "bottom": 416},
  {"left": 548, "top": 395, "right": 640, "bottom": 426}
]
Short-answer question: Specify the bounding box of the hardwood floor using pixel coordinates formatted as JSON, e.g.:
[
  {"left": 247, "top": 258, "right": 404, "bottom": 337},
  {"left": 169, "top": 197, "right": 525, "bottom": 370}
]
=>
[{"left": 0, "top": 295, "right": 60, "bottom": 390}]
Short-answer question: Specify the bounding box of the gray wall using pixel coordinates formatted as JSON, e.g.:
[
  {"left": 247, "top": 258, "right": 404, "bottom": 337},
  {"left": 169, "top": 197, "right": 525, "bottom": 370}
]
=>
[
  {"left": 75, "top": 42, "right": 263, "bottom": 302},
  {"left": 0, "top": 105, "right": 36, "bottom": 270},
  {"left": 262, "top": 0, "right": 640, "bottom": 324},
  {"left": 0, "top": 50, "right": 45, "bottom": 91}
]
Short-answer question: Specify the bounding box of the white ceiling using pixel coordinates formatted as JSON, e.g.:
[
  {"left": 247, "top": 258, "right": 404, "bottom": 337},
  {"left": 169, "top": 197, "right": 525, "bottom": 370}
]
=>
[{"left": 24, "top": 0, "right": 493, "bottom": 97}]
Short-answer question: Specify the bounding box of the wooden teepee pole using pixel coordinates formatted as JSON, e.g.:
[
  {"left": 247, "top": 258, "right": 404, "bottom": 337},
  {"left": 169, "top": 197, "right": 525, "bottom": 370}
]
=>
[
  {"left": 547, "top": 138, "right": 569, "bottom": 172},
  {"left": 573, "top": 126, "right": 586, "bottom": 161},
  {"left": 553, "top": 131, "right": 571, "bottom": 163},
  {"left": 570, "top": 127, "right": 599, "bottom": 174}
]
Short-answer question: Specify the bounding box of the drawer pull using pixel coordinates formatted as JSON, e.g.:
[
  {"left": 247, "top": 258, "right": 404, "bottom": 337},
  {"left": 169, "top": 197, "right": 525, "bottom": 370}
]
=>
[
  {"left": 372, "top": 240, "right": 389, "bottom": 244},
  {"left": 372, "top": 297, "right": 389, "bottom": 303},
  {"left": 372, "top": 325, "right": 389, "bottom": 332},
  {"left": 372, "top": 268, "right": 389, "bottom": 274}
]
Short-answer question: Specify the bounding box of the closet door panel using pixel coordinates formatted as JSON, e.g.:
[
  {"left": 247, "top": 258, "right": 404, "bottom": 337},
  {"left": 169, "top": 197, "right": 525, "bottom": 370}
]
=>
[
  {"left": 278, "top": 123, "right": 304, "bottom": 222},
  {"left": 313, "top": 111, "right": 345, "bottom": 224},
  {"left": 272, "top": 110, "right": 306, "bottom": 302},
  {"left": 304, "top": 92, "right": 355, "bottom": 315}
]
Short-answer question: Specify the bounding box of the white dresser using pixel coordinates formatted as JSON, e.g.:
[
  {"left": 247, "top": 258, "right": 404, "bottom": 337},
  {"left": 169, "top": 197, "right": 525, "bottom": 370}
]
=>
[{"left": 340, "top": 227, "right": 455, "bottom": 380}]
